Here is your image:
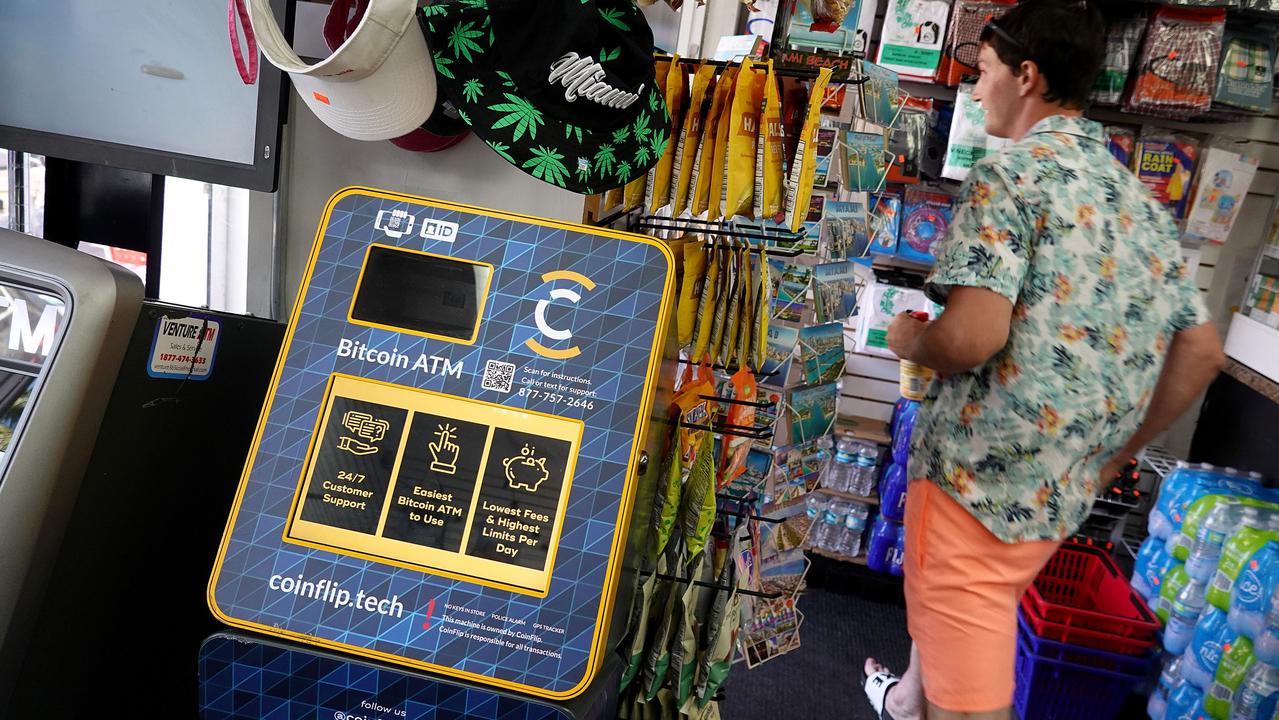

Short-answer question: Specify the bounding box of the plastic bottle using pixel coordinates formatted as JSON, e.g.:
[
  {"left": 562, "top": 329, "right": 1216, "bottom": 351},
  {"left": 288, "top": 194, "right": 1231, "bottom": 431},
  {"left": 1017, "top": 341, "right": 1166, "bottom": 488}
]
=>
[
  {"left": 889, "top": 522, "right": 906, "bottom": 577},
  {"left": 1167, "top": 679, "right": 1206, "bottom": 720},
  {"left": 892, "top": 401, "right": 919, "bottom": 466},
  {"left": 1135, "top": 537, "right": 1171, "bottom": 601},
  {"left": 1208, "top": 636, "right": 1258, "bottom": 719},
  {"left": 867, "top": 516, "right": 897, "bottom": 573},
  {"left": 1186, "top": 606, "right": 1241, "bottom": 690},
  {"left": 837, "top": 503, "right": 870, "bottom": 557},
  {"left": 1167, "top": 579, "right": 1210, "bottom": 655},
  {"left": 1159, "top": 564, "right": 1192, "bottom": 625},
  {"left": 1152, "top": 654, "right": 1186, "bottom": 720},
  {"left": 1231, "top": 662, "right": 1279, "bottom": 720},
  {"left": 826, "top": 437, "right": 859, "bottom": 493},
  {"left": 1256, "top": 587, "right": 1279, "bottom": 666},
  {"left": 851, "top": 445, "right": 879, "bottom": 497},
  {"left": 1189, "top": 504, "right": 1250, "bottom": 582},
  {"left": 880, "top": 462, "right": 908, "bottom": 523},
  {"left": 1212, "top": 529, "right": 1279, "bottom": 613},
  {"left": 1151, "top": 462, "right": 1196, "bottom": 539},
  {"left": 1231, "top": 544, "right": 1279, "bottom": 639}
]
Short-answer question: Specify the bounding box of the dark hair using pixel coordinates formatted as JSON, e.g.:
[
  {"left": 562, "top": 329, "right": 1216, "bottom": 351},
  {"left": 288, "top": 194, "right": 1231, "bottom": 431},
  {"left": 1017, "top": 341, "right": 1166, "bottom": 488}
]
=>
[{"left": 978, "top": 0, "right": 1106, "bottom": 109}]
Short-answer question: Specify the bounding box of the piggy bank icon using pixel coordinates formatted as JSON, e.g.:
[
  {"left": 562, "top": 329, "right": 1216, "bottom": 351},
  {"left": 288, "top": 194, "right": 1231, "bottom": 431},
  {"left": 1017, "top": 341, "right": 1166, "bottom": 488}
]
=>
[{"left": 504, "top": 444, "right": 549, "bottom": 492}]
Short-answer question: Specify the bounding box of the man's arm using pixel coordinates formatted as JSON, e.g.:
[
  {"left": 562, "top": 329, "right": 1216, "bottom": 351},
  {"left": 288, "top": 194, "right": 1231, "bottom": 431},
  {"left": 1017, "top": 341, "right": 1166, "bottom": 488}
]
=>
[
  {"left": 886, "top": 286, "right": 1014, "bottom": 373},
  {"left": 1110, "top": 321, "right": 1226, "bottom": 461}
]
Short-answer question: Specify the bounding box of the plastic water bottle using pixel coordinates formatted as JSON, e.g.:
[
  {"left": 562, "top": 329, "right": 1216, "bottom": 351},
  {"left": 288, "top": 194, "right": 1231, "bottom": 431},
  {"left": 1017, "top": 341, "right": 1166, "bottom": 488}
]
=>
[
  {"left": 837, "top": 503, "right": 870, "bottom": 557},
  {"left": 891, "top": 401, "right": 919, "bottom": 466},
  {"left": 867, "top": 516, "right": 897, "bottom": 573},
  {"left": 1186, "top": 606, "right": 1240, "bottom": 689},
  {"left": 1167, "top": 679, "right": 1205, "bottom": 720},
  {"left": 1135, "top": 537, "right": 1169, "bottom": 600},
  {"left": 1166, "top": 579, "right": 1210, "bottom": 655},
  {"left": 1208, "top": 636, "right": 1259, "bottom": 719},
  {"left": 826, "top": 437, "right": 859, "bottom": 493},
  {"left": 1256, "top": 587, "right": 1279, "bottom": 666},
  {"left": 851, "top": 446, "right": 879, "bottom": 497},
  {"left": 1231, "top": 662, "right": 1279, "bottom": 720},
  {"left": 1188, "top": 504, "right": 1249, "bottom": 581},
  {"left": 1231, "top": 544, "right": 1279, "bottom": 639},
  {"left": 880, "top": 462, "right": 908, "bottom": 522},
  {"left": 1152, "top": 654, "right": 1186, "bottom": 720},
  {"left": 816, "top": 500, "right": 850, "bottom": 551},
  {"left": 805, "top": 494, "right": 829, "bottom": 548},
  {"left": 889, "top": 523, "right": 906, "bottom": 577},
  {"left": 1159, "top": 564, "right": 1192, "bottom": 624}
]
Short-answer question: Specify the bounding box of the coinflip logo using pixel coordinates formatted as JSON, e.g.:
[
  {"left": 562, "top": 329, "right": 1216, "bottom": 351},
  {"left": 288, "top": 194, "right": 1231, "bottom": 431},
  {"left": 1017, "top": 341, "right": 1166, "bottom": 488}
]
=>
[{"left": 526, "top": 270, "right": 595, "bottom": 360}]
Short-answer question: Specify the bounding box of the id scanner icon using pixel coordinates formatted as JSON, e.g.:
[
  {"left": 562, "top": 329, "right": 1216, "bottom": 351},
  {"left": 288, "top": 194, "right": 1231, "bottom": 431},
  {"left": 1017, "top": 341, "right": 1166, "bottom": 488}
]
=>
[{"left": 374, "top": 208, "right": 415, "bottom": 239}]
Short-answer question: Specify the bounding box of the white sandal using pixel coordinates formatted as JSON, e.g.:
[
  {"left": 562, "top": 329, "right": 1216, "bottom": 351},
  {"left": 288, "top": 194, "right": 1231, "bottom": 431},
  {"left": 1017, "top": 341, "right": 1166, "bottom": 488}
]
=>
[{"left": 863, "top": 668, "right": 901, "bottom": 720}]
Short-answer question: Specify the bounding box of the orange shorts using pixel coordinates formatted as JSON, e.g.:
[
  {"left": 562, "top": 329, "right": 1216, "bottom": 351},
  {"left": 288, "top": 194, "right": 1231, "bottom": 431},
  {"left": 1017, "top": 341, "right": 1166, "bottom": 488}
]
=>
[{"left": 903, "top": 480, "right": 1061, "bottom": 713}]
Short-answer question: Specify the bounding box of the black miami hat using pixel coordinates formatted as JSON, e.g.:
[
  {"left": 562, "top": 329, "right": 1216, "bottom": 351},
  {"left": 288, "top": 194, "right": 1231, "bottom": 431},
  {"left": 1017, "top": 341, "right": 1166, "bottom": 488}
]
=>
[{"left": 421, "top": 0, "right": 670, "bottom": 194}]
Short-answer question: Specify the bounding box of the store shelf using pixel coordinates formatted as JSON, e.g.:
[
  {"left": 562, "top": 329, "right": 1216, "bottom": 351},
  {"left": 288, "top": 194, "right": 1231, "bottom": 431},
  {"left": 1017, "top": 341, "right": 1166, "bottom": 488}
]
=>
[
  {"left": 808, "top": 547, "right": 869, "bottom": 566},
  {"left": 1139, "top": 446, "right": 1181, "bottom": 480},
  {"left": 816, "top": 488, "right": 880, "bottom": 506},
  {"left": 1226, "top": 312, "right": 1279, "bottom": 384},
  {"left": 835, "top": 416, "right": 892, "bottom": 446}
]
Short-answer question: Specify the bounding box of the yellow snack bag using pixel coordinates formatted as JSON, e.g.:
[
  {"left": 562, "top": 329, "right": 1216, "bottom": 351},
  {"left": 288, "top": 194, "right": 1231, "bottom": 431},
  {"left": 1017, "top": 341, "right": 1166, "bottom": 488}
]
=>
[
  {"left": 647, "top": 56, "right": 685, "bottom": 214},
  {"left": 708, "top": 241, "right": 736, "bottom": 364},
  {"left": 736, "top": 242, "right": 756, "bottom": 370},
  {"left": 752, "top": 242, "right": 770, "bottom": 371},
  {"left": 673, "top": 64, "right": 715, "bottom": 217},
  {"left": 627, "top": 57, "right": 672, "bottom": 210},
  {"left": 719, "top": 242, "right": 747, "bottom": 364},
  {"left": 725, "top": 59, "right": 763, "bottom": 219},
  {"left": 706, "top": 66, "right": 739, "bottom": 220},
  {"left": 761, "top": 63, "right": 786, "bottom": 221},
  {"left": 677, "top": 240, "right": 707, "bottom": 347},
  {"left": 691, "top": 239, "right": 721, "bottom": 363},
  {"left": 603, "top": 186, "right": 623, "bottom": 211},
  {"left": 785, "top": 68, "right": 832, "bottom": 232}
]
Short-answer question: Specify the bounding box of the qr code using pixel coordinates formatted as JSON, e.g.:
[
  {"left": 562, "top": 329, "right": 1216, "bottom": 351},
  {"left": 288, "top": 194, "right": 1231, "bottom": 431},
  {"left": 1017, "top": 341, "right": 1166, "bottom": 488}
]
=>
[{"left": 481, "top": 359, "right": 516, "bottom": 393}]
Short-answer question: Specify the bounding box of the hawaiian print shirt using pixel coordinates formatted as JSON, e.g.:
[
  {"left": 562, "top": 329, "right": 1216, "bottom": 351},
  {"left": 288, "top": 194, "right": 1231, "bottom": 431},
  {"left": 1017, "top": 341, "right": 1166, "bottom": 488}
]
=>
[{"left": 910, "top": 114, "right": 1209, "bottom": 543}]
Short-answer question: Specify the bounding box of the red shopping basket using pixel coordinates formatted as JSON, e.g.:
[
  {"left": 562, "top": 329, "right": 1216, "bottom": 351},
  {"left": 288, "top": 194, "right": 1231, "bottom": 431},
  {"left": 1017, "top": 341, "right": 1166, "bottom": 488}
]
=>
[
  {"left": 1019, "top": 595, "right": 1157, "bottom": 656},
  {"left": 1014, "top": 613, "right": 1153, "bottom": 720},
  {"left": 1023, "top": 544, "right": 1160, "bottom": 641}
]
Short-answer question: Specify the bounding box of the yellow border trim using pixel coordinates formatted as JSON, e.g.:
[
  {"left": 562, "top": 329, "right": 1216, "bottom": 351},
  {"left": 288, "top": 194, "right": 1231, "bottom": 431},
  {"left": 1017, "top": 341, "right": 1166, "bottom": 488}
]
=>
[
  {"left": 208, "top": 186, "right": 676, "bottom": 700},
  {"left": 279, "top": 372, "right": 584, "bottom": 598},
  {"left": 347, "top": 243, "right": 494, "bottom": 345}
]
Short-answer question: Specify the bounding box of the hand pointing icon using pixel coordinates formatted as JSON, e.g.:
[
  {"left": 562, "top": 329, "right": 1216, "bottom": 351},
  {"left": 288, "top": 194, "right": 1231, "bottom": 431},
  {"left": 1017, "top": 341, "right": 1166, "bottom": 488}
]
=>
[{"left": 429, "top": 423, "right": 460, "bottom": 475}]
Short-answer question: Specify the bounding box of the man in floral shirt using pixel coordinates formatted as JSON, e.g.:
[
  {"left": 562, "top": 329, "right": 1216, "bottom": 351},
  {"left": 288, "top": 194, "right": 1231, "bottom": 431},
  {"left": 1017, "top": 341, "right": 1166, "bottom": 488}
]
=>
[{"left": 862, "top": 2, "right": 1227, "bottom": 719}]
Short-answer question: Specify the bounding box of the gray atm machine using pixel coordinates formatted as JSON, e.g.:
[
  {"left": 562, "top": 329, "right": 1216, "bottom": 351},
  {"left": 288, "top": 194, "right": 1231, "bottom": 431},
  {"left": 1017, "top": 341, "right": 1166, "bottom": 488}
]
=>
[{"left": 0, "top": 229, "right": 143, "bottom": 701}]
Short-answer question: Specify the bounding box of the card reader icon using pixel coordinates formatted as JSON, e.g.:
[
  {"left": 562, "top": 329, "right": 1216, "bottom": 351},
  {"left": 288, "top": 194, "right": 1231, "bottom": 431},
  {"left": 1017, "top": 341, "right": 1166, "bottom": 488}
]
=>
[
  {"left": 338, "top": 410, "right": 390, "bottom": 456},
  {"left": 503, "top": 444, "right": 549, "bottom": 492}
]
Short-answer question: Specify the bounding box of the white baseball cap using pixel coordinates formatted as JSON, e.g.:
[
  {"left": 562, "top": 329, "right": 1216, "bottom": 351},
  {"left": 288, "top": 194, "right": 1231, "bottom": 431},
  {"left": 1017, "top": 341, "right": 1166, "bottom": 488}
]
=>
[{"left": 246, "top": 0, "right": 436, "bottom": 141}]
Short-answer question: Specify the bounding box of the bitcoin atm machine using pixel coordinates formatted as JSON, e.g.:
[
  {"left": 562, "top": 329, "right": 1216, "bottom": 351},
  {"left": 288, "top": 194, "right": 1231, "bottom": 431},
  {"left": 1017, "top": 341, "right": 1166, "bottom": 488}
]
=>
[
  {"left": 0, "top": 230, "right": 143, "bottom": 702},
  {"left": 209, "top": 187, "right": 676, "bottom": 714}
]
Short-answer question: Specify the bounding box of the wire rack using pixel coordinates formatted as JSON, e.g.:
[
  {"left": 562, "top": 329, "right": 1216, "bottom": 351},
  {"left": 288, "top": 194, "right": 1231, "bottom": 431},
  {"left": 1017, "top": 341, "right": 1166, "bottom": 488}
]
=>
[{"left": 1139, "top": 445, "right": 1182, "bottom": 480}]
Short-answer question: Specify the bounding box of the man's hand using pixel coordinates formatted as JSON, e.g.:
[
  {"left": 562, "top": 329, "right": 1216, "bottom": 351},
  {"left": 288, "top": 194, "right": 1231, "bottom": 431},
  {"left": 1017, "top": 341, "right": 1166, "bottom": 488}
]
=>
[
  {"left": 887, "top": 312, "right": 929, "bottom": 361},
  {"left": 1098, "top": 455, "right": 1128, "bottom": 491}
]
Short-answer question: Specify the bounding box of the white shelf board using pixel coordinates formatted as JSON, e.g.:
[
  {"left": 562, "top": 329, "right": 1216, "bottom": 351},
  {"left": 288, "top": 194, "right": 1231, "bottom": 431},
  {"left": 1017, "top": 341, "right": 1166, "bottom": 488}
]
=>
[{"left": 1225, "top": 313, "right": 1279, "bottom": 384}]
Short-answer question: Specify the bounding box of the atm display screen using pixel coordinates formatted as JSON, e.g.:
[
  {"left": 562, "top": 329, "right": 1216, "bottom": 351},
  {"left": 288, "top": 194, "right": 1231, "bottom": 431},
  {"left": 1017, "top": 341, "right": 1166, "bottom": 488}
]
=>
[
  {"left": 349, "top": 245, "right": 491, "bottom": 343},
  {"left": 0, "top": 282, "right": 66, "bottom": 455}
]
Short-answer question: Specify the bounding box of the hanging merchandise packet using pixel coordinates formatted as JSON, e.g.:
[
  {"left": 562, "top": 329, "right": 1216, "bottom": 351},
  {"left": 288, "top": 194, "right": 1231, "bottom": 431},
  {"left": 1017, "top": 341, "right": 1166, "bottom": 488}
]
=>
[
  {"left": 735, "top": 243, "right": 757, "bottom": 371},
  {"left": 1093, "top": 13, "right": 1147, "bottom": 106},
  {"left": 876, "top": 0, "right": 951, "bottom": 80},
  {"left": 627, "top": 58, "right": 673, "bottom": 210},
  {"left": 726, "top": 58, "right": 764, "bottom": 219},
  {"left": 886, "top": 104, "right": 929, "bottom": 184},
  {"left": 752, "top": 243, "right": 770, "bottom": 372},
  {"left": 618, "top": 566, "right": 659, "bottom": 692},
  {"left": 1135, "top": 132, "right": 1200, "bottom": 220},
  {"left": 694, "top": 553, "right": 740, "bottom": 709},
  {"left": 718, "top": 368, "right": 757, "bottom": 491},
  {"left": 680, "top": 422, "right": 718, "bottom": 570},
  {"left": 642, "top": 540, "right": 685, "bottom": 701},
  {"left": 708, "top": 240, "right": 736, "bottom": 363},
  {"left": 942, "top": 85, "right": 1011, "bottom": 181},
  {"left": 720, "top": 243, "right": 748, "bottom": 366},
  {"left": 1125, "top": 7, "right": 1226, "bottom": 119},
  {"left": 760, "top": 62, "right": 787, "bottom": 222},
  {"left": 1106, "top": 126, "right": 1137, "bottom": 168},
  {"left": 673, "top": 65, "right": 716, "bottom": 217},
  {"left": 845, "top": 130, "right": 890, "bottom": 191},
  {"left": 648, "top": 57, "right": 687, "bottom": 214},
  {"left": 1214, "top": 22, "right": 1278, "bottom": 114},
  {"left": 708, "top": 66, "right": 740, "bottom": 220},
  {"left": 692, "top": 239, "right": 723, "bottom": 363},
  {"left": 938, "top": 0, "right": 1014, "bottom": 86},
  {"left": 692, "top": 67, "right": 735, "bottom": 217},
  {"left": 649, "top": 421, "right": 685, "bottom": 563},
  {"left": 750, "top": 62, "right": 772, "bottom": 222},
  {"left": 868, "top": 193, "right": 902, "bottom": 257},
  {"left": 666, "top": 553, "right": 705, "bottom": 707},
  {"left": 898, "top": 187, "right": 955, "bottom": 264},
  {"left": 785, "top": 68, "right": 833, "bottom": 232},
  {"left": 1185, "top": 142, "right": 1261, "bottom": 245},
  {"left": 678, "top": 240, "right": 709, "bottom": 346}
]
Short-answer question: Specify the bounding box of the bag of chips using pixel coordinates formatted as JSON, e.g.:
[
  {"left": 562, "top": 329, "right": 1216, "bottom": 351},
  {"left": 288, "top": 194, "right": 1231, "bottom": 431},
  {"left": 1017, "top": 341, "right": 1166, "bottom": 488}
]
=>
[
  {"left": 693, "top": 67, "right": 735, "bottom": 218},
  {"left": 674, "top": 65, "right": 716, "bottom": 217},
  {"left": 618, "top": 567, "right": 659, "bottom": 691},
  {"left": 692, "top": 239, "right": 723, "bottom": 363},
  {"left": 708, "top": 66, "right": 739, "bottom": 220},
  {"left": 718, "top": 368, "right": 757, "bottom": 490},
  {"left": 667, "top": 553, "right": 705, "bottom": 706},
  {"left": 643, "top": 540, "right": 685, "bottom": 700},
  {"left": 680, "top": 418, "right": 718, "bottom": 568},
  {"left": 735, "top": 242, "right": 757, "bottom": 371},
  {"left": 726, "top": 59, "right": 763, "bottom": 219},
  {"left": 709, "top": 242, "right": 737, "bottom": 364},
  {"left": 784, "top": 68, "right": 833, "bottom": 232},
  {"left": 752, "top": 243, "right": 770, "bottom": 371},
  {"left": 694, "top": 549, "right": 740, "bottom": 708},
  {"left": 649, "top": 423, "right": 684, "bottom": 562},
  {"left": 760, "top": 63, "right": 787, "bottom": 222},
  {"left": 678, "top": 241, "right": 708, "bottom": 347},
  {"left": 719, "top": 242, "right": 747, "bottom": 365},
  {"left": 627, "top": 58, "right": 673, "bottom": 210},
  {"left": 649, "top": 56, "right": 687, "bottom": 213}
]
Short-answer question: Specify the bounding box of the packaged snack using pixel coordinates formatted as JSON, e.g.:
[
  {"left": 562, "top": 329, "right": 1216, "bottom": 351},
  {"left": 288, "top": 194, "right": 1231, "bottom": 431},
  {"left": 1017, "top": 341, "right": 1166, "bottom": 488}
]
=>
[
  {"left": 694, "top": 558, "right": 739, "bottom": 708},
  {"left": 1105, "top": 125, "right": 1137, "bottom": 168},
  {"left": 1092, "top": 13, "right": 1147, "bottom": 106},
  {"left": 938, "top": 0, "right": 1014, "bottom": 86},
  {"left": 627, "top": 57, "right": 673, "bottom": 210},
  {"left": 736, "top": 243, "right": 757, "bottom": 370},
  {"left": 942, "top": 84, "right": 1010, "bottom": 182},
  {"left": 643, "top": 541, "right": 684, "bottom": 700},
  {"left": 720, "top": 243, "right": 748, "bottom": 364},
  {"left": 674, "top": 65, "right": 717, "bottom": 217},
  {"left": 761, "top": 63, "right": 787, "bottom": 222},
  {"left": 1214, "top": 22, "right": 1278, "bottom": 113},
  {"left": 679, "top": 241, "right": 709, "bottom": 346},
  {"left": 648, "top": 56, "right": 687, "bottom": 213},
  {"left": 693, "top": 68, "right": 735, "bottom": 217},
  {"left": 1185, "top": 141, "right": 1261, "bottom": 245},
  {"left": 719, "top": 368, "right": 757, "bottom": 490},
  {"left": 667, "top": 555, "right": 704, "bottom": 706},
  {"left": 1135, "top": 131, "right": 1201, "bottom": 220},
  {"left": 876, "top": 0, "right": 951, "bottom": 80},
  {"left": 708, "top": 66, "right": 740, "bottom": 219},
  {"left": 675, "top": 367, "right": 715, "bottom": 469},
  {"left": 727, "top": 59, "right": 764, "bottom": 218},
  {"left": 898, "top": 187, "right": 955, "bottom": 264},
  {"left": 753, "top": 246, "right": 770, "bottom": 371},
  {"left": 780, "top": 77, "right": 810, "bottom": 170},
  {"left": 868, "top": 192, "right": 903, "bottom": 256},
  {"left": 1125, "top": 7, "right": 1227, "bottom": 119},
  {"left": 692, "top": 240, "right": 723, "bottom": 363},
  {"left": 618, "top": 567, "right": 658, "bottom": 691},
  {"left": 782, "top": 66, "right": 833, "bottom": 231},
  {"left": 648, "top": 424, "right": 685, "bottom": 563},
  {"left": 603, "top": 186, "right": 623, "bottom": 211},
  {"left": 845, "top": 131, "right": 890, "bottom": 191},
  {"left": 680, "top": 418, "right": 718, "bottom": 567},
  {"left": 709, "top": 242, "right": 737, "bottom": 363}
]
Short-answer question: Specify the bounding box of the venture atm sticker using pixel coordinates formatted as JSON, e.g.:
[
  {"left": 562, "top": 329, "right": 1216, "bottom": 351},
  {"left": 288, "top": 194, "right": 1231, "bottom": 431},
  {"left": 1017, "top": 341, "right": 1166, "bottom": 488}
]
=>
[
  {"left": 286, "top": 374, "right": 581, "bottom": 596},
  {"left": 148, "top": 314, "right": 219, "bottom": 380}
]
